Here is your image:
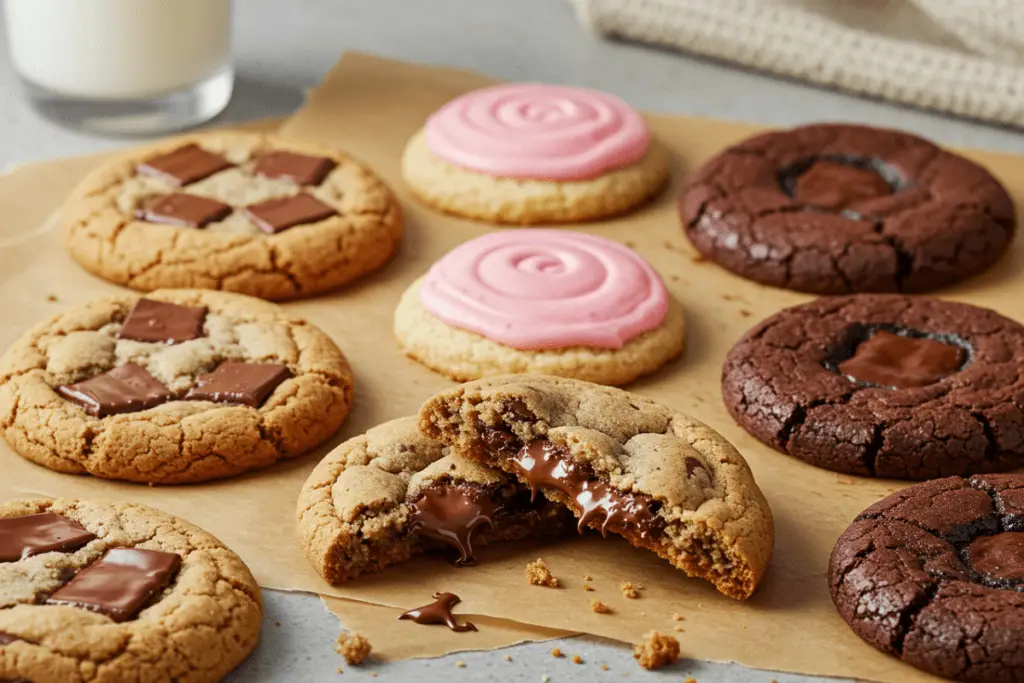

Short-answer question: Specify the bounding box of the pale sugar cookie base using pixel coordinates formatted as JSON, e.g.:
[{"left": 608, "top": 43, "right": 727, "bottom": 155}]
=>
[
  {"left": 400, "top": 129, "right": 670, "bottom": 225},
  {"left": 393, "top": 277, "right": 686, "bottom": 386}
]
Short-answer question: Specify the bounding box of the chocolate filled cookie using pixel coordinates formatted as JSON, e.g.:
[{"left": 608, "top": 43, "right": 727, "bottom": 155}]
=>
[
  {"left": 0, "top": 290, "right": 353, "bottom": 483},
  {"left": 0, "top": 498, "right": 261, "bottom": 683},
  {"left": 722, "top": 295, "right": 1024, "bottom": 480},
  {"left": 679, "top": 124, "right": 1015, "bottom": 294},
  {"left": 63, "top": 132, "right": 402, "bottom": 301},
  {"left": 296, "top": 416, "right": 571, "bottom": 583},
  {"left": 418, "top": 375, "right": 775, "bottom": 600},
  {"left": 830, "top": 475, "right": 1024, "bottom": 682}
]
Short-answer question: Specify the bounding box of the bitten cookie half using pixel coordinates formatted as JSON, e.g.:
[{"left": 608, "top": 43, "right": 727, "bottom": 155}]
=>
[
  {"left": 679, "top": 123, "right": 1014, "bottom": 294},
  {"left": 830, "top": 475, "right": 1024, "bottom": 682},
  {"left": 418, "top": 375, "right": 774, "bottom": 600},
  {"left": 401, "top": 83, "right": 668, "bottom": 224},
  {"left": 394, "top": 230, "right": 685, "bottom": 386},
  {"left": 63, "top": 131, "right": 403, "bottom": 301},
  {"left": 723, "top": 294, "right": 1024, "bottom": 480},
  {"left": 296, "top": 416, "right": 571, "bottom": 583},
  {"left": 0, "top": 498, "right": 262, "bottom": 683},
  {"left": 0, "top": 289, "right": 353, "bottom": 484}
]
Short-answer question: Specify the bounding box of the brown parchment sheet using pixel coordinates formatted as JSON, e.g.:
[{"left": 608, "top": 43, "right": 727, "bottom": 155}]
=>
[
  {"left": 322, "top": 596, "right": 572, "bottom": 661},
  {"left": 2, "top": 52, "right": 1023, "bottom": 681}
]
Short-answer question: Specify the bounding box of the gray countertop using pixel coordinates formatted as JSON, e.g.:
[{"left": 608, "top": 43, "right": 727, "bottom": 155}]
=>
[{"left": 2, "top": 1, "right": 1020, "bottom": 681}]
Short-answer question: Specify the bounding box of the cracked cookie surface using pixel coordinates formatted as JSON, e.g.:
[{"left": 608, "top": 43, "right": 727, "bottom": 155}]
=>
[
  {"left": 418, "top": 375, "right": 774, "bottom": 600},
  {"left": 401, "top": 129, "right": 669, "bottom": 225},
  {"left": 296, "top": 416, "right": 570, "bottom": 583},
  {"left": 829, "top": 475, "right": 1024, "bottom": 682},
  {"left": 63, "top": 132, "right": 403, "bottom": 301},
  {"left": 0, "top": 498, "right": 262, "bottom": 683},
  {"left": 678, "top": 123, "right": 1014, "bottom": 294},
  {"left": 723, "top": 294, "right": 1024, "bottom": 480},
  {"left": 0, "top": 289, "right": 353, "bottom": 483}
]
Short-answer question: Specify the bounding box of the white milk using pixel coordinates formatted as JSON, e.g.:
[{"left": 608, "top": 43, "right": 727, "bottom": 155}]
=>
[{"left": 5, "top": 0, "right": 232, "bottom": 99}]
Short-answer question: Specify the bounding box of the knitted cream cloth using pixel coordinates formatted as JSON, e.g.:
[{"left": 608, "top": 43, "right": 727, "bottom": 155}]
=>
[{"left": 570, "top": 0, "right": 1024, "bottom": 127}]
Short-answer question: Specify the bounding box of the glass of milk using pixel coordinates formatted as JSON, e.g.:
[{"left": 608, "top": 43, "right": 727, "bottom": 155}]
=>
[{"left": 4, "top": 0, "right": 234, "bottom": 135}]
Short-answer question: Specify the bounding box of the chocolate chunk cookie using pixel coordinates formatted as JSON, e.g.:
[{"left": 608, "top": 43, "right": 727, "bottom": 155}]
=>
[
  {"left": 418, "top": 375, "right": 775, "bottom": 600},
  {"left": 0, "top": 498, "right": 261, "bottom": 683},
  {"left": 722, "top": 294, "right": 1024, "bottom": 480},
  {"left": 679, "top": 124, "right": 1015, "bottom": 294},
  {"left": 63, "top": 132, "right": 403, "bottom": 301},
  {"left": 0, "top": 290, "right": 353, "bottom": 483},
  {"left": 829, "top": 475, "right": 1024, "bottom": 682},
  {"left": 296, "top": 416, "right": 570, "bottom": 583}
]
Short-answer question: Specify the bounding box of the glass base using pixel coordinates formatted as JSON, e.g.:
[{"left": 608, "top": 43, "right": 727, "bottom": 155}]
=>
[{"left": 18, "top": 64, "right": 234, "bottom": 136}]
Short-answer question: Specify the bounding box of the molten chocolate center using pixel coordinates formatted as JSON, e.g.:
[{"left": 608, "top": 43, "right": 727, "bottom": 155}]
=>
[
  {"left": 791, "top": 159, "right": 893, "bottom": 211},
  {"left": 409, "top": 486, "right": 498, "bottom": 566},
  {"left": 968, "top": 532, "right": 1024, "bottom": 582},
  {"left": 838, "top": 330, "right": 965, "bottom": 389},
  {"left": 510, "top": 440, "right": 662, "bottom": 539}
]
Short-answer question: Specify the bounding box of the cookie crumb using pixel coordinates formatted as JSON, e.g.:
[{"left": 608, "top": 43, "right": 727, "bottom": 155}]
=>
[
  {"left": 582, "top": 574, "right": 593, "bottom": 581},
  {"left": 684, "top": 678, "right": 697, "bottom": 683},
  {"left": 672, "top": 613, "right": 684, "bottom": 621},
  {"left": 336, "top": 667, "right": 343, "bottom": 674},
  {"left": 541, "top": 676, "right": 550, "bottom": 683},
  {"left": 46, "top": 294, "right": 58, "bottom": 303},
  {"left": 583, "top": 583, "right": 594, "bottom": 592},
  {"left": 601, "top": 664, "right": 609, "bottom": 671},
  {"left": 551, "top": 647, "right": 564, "bottom": 658},
  {"left": 620, "top": 581, "right": 641, "bottom": 599},
  {"left": 591, "top": 599, "right": 612, "bottom": 614},
  {"left": 504, "top": 655, "right": 512, "bottom": 662},
  {"left": 740, "top": 309, "right": 752, "bottom": 318},
  {"left": 632, "top": 631, "right": 680, "bottom": 671},
  {"left": 572, "top": 655, "right": 584, "bottom": 665},
  {"left": 527, "top": 558, "right": 559, "bottom": 587},
  {"left": 335, "top": 632, "right": 372, "bottom": 665},
  {"left": 455, "top": 661, "right": 466, "bottom": 668},
  {"left": 369, "top": 674, "right": 377, "bottom": 678},
  {"left": 674, "top": 625, "right": 684, "bottom": 633}
]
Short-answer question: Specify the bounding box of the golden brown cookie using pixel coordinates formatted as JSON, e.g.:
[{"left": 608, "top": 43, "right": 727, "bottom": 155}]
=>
[
  {"left": 0, "top": 498, "right": 262, "bottom": 683},
  {"left": 0, "top": 289, "right": 353, "bottom": 483},
  {"left": 63, "top": 132, "right": 403, "bottom": 301},
  {"left": 418, "top": 375, "right": 775, "bottom": 600},
  {"left": 296, "top": 416, "right": 570, "bottom": 584}
]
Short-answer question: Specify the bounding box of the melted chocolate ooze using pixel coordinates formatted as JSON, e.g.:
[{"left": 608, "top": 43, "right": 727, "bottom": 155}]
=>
[
  {"left": 511, "top": 440, "right": 663, "bottom": 539},
  {"left": 825, "top": 325, "right": 970, "bottom": 390},
  {"left": 409, "top": 485, "right": 499, "bottom": 566}
]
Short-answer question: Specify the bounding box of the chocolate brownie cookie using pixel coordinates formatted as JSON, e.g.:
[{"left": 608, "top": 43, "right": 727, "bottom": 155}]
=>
[
  {"left": 297, "top": 416, "right": 570, "bottom": 583},
  {"left": 0, "top": 498, "right": 262, "bottom": 683},
  {"left": 679, "top": 124, "right": 1015, "bottom": 294},
  {"left": 0, "top": 290, "right": 353, "bottom": 483},
  {"left": 418, "top": 375, "right": 775, "bottom": 600},
  {"left": 63, "top": 132, "right": 402, "bottom": 301},
  {"left": 830, "top": 475, "right": 1024, "bottom": 682},
  {"left": 722, "top": 295, "right": 1024, "bottom": 480}
]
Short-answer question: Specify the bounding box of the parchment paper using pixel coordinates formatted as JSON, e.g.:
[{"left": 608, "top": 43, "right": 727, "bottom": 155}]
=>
[
  {"left": 322, "top": 596, "right": 572, "bottom": 661},
  {"left": 2, "top": 53, "right": 1023, "bottom": 681}
]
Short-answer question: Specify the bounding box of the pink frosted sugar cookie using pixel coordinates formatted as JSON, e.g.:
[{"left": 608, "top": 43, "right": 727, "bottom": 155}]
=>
[
  {"left": 401, "top": 84, "right": 670, "bottom": 225},
  {"left": 393, "top": 230, "right": 686, "bottom": 386}
]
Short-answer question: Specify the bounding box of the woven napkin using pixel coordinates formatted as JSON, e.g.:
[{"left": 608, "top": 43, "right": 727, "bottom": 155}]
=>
[{"left": 570, "top": 0, "right": 1024, "bottom": 127}]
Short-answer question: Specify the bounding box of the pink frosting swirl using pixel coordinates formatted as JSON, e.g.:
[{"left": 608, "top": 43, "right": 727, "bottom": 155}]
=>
[
  {"left": 420, "top": 230, "right": 669, "bottom": 350},
  {"left": 424, "top": 83, "right": 650, "bottom": 180}
]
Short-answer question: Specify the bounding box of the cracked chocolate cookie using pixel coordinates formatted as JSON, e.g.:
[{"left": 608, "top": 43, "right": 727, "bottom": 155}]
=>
[
  {"left": 723, "top": 294, "right": 1024, "bottom": 480},
  {"left": 679, "top": 123, "right": 1014, "bottom": 294},
  {"left": 0, "top": 290, "right": 353, "bottom": 483},
  {"left": 418, "top": 375, "right": 775, "bottom": 600},
  {"left": 0, "top": 498, "right": 262, "bottom": 683},
  {"left": 296, "top": 416, "right": 570, "bottom": 583},
  {"left": 830, "top": 475, "right": 1024, "bottom": 682},
  {"left": 63, "top": 132, "right": 403, "bottom": 301}
]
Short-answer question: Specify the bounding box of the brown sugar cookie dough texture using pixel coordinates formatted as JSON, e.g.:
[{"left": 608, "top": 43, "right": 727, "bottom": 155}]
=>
[
  {"left": 0, "top": 498, "right": 261, "bottom": 683},
  {"left": 0, "top": 289, "right": 353, "bottom": 483},
  {"left": 296, "top": 416, "right": 571, "bottom": 584},
  {"left": 723, "top": 294, "right": 1024, "bottom": 480},
  {"left": 679, "top": 123, "right": 1015, "bottom": 294},
  {"left": 62, "top": 131, "right": 403, "bottom": 300},
  {"left": 830, "top": 475, "right": 1024, "bottom": 682},
  {"left": 418, "top": 375, "right": 775, "bottom": 600}
]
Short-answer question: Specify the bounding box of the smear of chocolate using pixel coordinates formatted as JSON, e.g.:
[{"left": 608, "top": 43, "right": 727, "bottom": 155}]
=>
[
  {"left": 398, "top": 592, "right": 477, "bottom": 632},
  {"left": 409, "top": 485, "right": 498, "bottom": 566}
]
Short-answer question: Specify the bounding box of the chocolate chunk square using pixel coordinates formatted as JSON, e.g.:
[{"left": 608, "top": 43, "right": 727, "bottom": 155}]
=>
[
  {"left": 0, "top": 512, "right": 96, "bottom": 563},
  {"left": 117, "top": 299, "right": 207, "bottom": 344},
  {"left": 186, "top": 362, "right": 292, "bottom": 408},
  {"left": 135, "top": 193, "right": 232, "bottom": 229},
  {"left": 245, "top": 194, "right": 337, "bottom": 234},
  {"left": 254, "top": 151, "right": 337, "bottom": 186},
  {"left": 137, "top": 144, "right": 232, "bottom": 186},
  {"left": 45, "top": 547, "right": 181, "bottom": 622},
  {"left": 57, "top": 363, "right": 175, "bottom": 417}
]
